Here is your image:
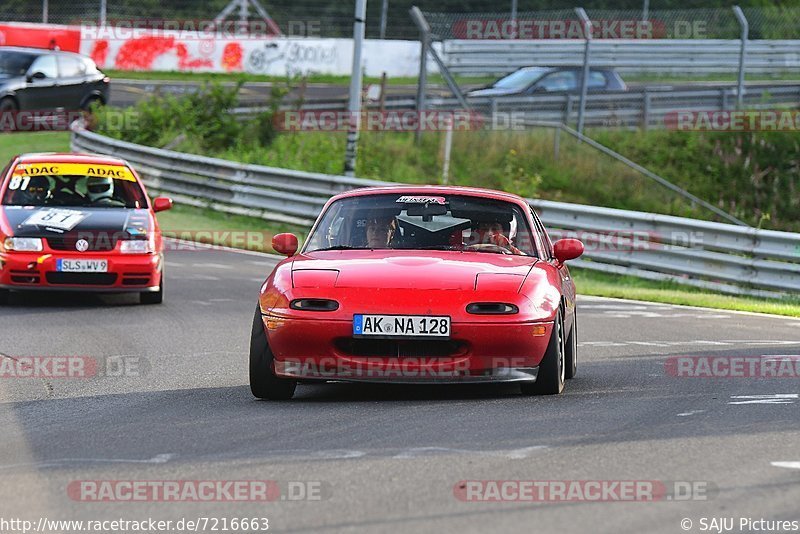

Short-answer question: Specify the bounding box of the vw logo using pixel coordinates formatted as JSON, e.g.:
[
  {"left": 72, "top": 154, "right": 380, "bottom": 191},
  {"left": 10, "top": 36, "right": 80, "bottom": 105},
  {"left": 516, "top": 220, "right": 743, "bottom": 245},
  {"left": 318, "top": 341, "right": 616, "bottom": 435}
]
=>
[{"left": 75, "top": 239, "right": 90, "bottom": 252}]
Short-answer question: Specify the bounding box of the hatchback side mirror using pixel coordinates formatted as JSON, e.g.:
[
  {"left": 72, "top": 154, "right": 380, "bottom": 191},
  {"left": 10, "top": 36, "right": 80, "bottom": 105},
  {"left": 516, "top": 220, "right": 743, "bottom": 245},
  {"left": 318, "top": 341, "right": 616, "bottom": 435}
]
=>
[
  {"left": 27, "top": 72, "right": 47, "bottom": 82},
  {"left": 152, "top": 197, "right": 173, "bottom": 212}
]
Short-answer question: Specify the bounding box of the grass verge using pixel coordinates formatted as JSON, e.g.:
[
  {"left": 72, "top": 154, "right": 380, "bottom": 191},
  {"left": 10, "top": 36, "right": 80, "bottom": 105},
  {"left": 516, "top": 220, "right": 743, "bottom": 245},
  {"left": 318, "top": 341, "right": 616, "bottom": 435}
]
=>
[{"left": 0, "top": 132, "right": 71, "bottom": 163}]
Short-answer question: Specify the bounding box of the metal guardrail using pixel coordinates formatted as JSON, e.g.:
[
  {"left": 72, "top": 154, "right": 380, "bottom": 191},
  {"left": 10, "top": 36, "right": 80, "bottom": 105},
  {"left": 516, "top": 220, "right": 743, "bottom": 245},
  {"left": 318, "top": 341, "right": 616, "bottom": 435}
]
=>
[
  {"left": 442, "top": 39, "right": 800, "bottom": 76},
  {"left": 234, "top": 83, "right": 800, "bottom": 130},
  {"left": 71, "top": 126, "right": 800, "bottom": 299}
]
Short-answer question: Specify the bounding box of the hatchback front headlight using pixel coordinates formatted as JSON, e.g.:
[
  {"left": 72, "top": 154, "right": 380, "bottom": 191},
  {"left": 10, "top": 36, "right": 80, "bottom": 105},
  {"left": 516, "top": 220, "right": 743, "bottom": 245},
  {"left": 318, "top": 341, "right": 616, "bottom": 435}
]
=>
[
  {"left": 120, "top": 238, "right": 155, "bottom": 254},
  {"left": 3, "top": 237, "right": 44, "bottom": 252}
]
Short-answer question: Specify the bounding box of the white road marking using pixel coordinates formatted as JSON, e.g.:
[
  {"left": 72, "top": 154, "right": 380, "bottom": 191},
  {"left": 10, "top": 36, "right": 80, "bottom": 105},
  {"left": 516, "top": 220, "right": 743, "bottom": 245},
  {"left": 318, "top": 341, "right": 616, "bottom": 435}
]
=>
[
  {"left": 771, "top": 461, "right": 800, "bottom": 470},
  {"left": 0, "top": 453, "right": 176, "bottom": 471},
  {"left": 393, "top": 445, "right": 547, "bottom": 459},
  {"left": 728, "top": 394, "right": 798, "bottom": 405},
  {"left": 165, "top": 262, "right": 184, "bottom": 268},
  {"left": 677, "top": 410, "right": 706, "bottom": 417}
]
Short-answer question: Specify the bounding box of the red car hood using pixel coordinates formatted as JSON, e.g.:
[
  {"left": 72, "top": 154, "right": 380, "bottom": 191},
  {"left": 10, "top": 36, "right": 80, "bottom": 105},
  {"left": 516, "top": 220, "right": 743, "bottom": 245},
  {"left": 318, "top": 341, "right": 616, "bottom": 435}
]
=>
[{"left": 291, "top": 250, "right": 537, "bottom": 291}]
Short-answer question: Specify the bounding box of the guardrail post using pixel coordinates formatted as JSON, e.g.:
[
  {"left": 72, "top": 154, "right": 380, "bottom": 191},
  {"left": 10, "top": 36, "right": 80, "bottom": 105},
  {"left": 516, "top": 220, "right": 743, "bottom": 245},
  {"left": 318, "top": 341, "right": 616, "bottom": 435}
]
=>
[
  {"left": 575, "top": 7, "right": 592, "bottom": 136},
  {"left": 733, "top": 6, "right": 749, "bottom": 109},
  {"left": 344, "top": 0, "right": 368, "bottom": 176},
  {"left": 721, "top": 88, "right": 728, "bottom": 110},
  {"left": 410, "top": 6, "right": 430, "bottom": 143},
  {"left": 553, "top": 126, "right": 561, "bottom": 161},
  {"left": 641, "top": 90, "right": 651, "bottom": 130},
  {"left": 564, "top": 95, "right": 574, "bottom": 128}
]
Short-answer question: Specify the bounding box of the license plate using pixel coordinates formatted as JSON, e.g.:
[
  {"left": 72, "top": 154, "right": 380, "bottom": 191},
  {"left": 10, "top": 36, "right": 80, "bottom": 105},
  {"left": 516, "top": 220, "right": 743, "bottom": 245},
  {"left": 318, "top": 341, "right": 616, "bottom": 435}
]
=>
[
  {"left": 56, "top": 259, "right": 108, "bottom": 273},
  {"left": 353, "top": 314, "right": 451, "bottom": 338}
]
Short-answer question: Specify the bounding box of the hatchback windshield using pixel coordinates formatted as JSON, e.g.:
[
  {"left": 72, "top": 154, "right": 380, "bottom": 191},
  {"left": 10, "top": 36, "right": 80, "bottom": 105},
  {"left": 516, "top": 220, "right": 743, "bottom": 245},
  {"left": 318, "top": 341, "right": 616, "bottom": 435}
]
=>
[
  {"left": 304, "top": 193, "right": 537, "bottom": 256},
  {"left": 3, "top": 163, "right": 148, "bottom": 209}
]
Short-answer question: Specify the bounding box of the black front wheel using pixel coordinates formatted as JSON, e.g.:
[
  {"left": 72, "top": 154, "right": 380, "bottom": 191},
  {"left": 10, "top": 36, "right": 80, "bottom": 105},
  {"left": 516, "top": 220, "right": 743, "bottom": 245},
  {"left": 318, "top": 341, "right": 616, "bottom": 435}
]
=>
[
  {"left": 249, "top": 304, "right": 296, "bottom": 400},
  {"left": 565, "top": 310, "right": 578, "bottom": 380},
  {"left": 521, "top": 308, "right": 566, "bottom": 395},
  {"left": 140, "top": 275, "right": 164, "bottom": 304}
]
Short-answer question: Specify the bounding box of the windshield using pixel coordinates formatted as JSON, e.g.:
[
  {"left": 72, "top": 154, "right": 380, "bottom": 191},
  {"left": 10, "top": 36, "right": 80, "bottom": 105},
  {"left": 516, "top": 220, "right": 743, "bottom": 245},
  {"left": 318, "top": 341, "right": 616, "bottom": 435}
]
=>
[
  {"left": 0, "top": 51, "right": 37, "bottom": 77},
  {"left": 3, "top": 163, "right": 148, "bottom": 208},
  {"left": 492, "top": 67, "right": 549, "bottom": 91},
  {"left": 304, "top": 193, "right": 537, "bottom": 256}
]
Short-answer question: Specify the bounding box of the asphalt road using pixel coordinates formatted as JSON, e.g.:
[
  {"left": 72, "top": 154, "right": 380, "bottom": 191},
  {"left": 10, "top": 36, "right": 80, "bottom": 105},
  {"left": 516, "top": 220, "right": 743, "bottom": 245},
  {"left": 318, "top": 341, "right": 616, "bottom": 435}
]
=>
[{"left": 1, "top": 245, "right": 799, "bottom": 534}]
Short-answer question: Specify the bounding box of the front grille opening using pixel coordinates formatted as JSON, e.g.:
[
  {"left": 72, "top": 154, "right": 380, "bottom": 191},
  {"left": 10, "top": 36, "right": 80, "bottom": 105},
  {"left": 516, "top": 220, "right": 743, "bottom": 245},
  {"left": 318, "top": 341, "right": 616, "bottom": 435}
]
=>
[
  {"left": 45, "top": 273, "right": 117, "bottom": 286},
  {"left": 335, "top": 338, "right": 466, "bottom": 358},
  {"left": 10, "top": 274, "right": 40, "bottom": 284},
  {"left": 46, "top": 234, "right": 120, "bottom": 252},
  {"left": 122, "top": 278, "right": 151, "bottom": 286}
]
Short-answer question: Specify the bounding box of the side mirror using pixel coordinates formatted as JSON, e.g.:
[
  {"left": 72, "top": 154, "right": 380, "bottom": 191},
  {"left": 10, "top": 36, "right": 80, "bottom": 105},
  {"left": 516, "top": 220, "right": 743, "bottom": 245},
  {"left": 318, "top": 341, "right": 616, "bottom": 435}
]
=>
[
  {"left": 272, "top": 233, "right": 298, "bottom": 256},
  {"left": 27, "top": 72, "right": 47, "bottom": 82},
  {"left": 553, "top": 239, "right": 584, "bottom": 264},
  {"left": 152, "top": 197, "right": 173, "bottom": 212}
]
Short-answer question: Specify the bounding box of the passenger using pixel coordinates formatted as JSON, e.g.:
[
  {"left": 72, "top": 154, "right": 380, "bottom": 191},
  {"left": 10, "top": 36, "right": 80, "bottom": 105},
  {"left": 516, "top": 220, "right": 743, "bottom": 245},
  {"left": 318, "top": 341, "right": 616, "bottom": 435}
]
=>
[{"left": 472, "top": 219, "right": 523, "bottom": 255}]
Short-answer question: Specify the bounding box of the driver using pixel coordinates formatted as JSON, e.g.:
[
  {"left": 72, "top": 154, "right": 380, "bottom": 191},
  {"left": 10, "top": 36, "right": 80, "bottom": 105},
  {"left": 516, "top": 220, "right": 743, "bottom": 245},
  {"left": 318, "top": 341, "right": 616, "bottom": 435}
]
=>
[
  {"left": 365, "top": 214, "right": 396, "bottom": 249},
  {"left": 15, "top": 175, "right": 51, "bottom": 205},
  {"left": 86, "top": 176, "right": 114, "bottom": 203},
  {"left": 470, "top": 218, "right": 523, "bottom": 255}
]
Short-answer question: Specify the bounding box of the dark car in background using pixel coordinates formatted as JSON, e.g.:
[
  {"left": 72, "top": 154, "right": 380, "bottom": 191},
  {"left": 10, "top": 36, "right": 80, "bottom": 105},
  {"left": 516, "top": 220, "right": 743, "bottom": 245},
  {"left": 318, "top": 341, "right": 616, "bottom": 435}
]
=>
[
  {"left": 467, "top": 66, "right": 628, "bottom": 97},
  {"left": 0, "top": 46, "right": 110, "bottom": 112}
]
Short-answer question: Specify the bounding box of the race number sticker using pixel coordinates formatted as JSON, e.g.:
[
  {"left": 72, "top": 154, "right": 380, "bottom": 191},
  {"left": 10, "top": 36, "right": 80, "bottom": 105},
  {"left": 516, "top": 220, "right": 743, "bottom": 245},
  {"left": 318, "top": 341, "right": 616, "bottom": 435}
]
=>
[
  {"left": 12, "top": 163, "right": 136, "bottom": 182},
  {"left": 22, "top": 209, "right": 88, "bottom": 231}
]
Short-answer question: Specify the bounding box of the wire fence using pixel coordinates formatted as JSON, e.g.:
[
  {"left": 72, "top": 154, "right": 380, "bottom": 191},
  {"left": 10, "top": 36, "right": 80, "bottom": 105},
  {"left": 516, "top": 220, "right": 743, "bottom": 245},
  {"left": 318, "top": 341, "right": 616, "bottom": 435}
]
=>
[{"left": 3, "top": 2, "right": 800, "bottom": 40}]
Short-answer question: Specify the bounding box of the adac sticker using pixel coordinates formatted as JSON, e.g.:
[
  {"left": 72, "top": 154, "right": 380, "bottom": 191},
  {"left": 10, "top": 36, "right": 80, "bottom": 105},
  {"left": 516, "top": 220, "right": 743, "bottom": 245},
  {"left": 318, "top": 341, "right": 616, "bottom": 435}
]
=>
[
  {"left": 396, "top": 195, "right": 447, "bottom": 205},
  {"left": 12, "top": 163, "right": 136, "bottom": 182}
]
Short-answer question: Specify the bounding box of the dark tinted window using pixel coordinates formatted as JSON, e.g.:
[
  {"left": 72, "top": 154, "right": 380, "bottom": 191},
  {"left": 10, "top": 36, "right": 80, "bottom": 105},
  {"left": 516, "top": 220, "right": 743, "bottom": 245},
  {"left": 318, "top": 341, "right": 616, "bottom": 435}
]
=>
[{"left": 0, "top": 51, "right": 37, "bottom": 77}]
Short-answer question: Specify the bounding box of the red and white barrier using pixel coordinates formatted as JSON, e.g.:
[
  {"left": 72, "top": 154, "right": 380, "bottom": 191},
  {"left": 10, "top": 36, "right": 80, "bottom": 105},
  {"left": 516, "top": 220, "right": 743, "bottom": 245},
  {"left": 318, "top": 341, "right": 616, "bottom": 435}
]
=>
[{"left": 0, "top": 22, "right": 426, "bottom": 77}]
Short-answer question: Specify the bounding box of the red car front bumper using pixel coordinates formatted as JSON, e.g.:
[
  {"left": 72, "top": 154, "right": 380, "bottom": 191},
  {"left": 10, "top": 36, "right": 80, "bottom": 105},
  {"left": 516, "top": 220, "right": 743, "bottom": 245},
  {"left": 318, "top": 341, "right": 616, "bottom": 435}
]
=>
[
  {"left": 263, "top": 315, "right": 553, "bottom": 384},
  {"left": 0, "top": 251, "right": 162, "bottom": 292}
]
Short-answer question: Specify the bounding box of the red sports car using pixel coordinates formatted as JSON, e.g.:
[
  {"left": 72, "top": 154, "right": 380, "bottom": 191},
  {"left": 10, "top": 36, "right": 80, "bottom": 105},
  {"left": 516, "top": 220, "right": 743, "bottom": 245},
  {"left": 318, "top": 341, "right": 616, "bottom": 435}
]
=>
[
  {"left": 0, "top": 153, "right": 172, "bottom": 304},
  {"left": 250, "top": 186, "right": 584, "bottom": 399}
]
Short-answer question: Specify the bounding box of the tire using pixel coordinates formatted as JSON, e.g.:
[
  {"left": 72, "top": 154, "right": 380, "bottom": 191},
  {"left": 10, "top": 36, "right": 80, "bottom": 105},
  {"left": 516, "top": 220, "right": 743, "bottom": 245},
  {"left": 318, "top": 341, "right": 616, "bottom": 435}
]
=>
[
  {"left": 521, "top": 307, "right": 566, "bottom": 395},
  {"left": 249, "top": 304, "right": 296, "bottom": 400},
  {"left": 81, "top": 96, "right": 103, "bottom": 111},
  {"left": 565, "top": 309, "right": 578, "bottom": 380},
  {"left": 0, "top": 97, "right": 18, "bottom": 112},
  {"left": 0, "top": 289, "right": 9, "bottom": 305},
  {"left": 140, "top": 275, "right": 164, "bottom": 304}
]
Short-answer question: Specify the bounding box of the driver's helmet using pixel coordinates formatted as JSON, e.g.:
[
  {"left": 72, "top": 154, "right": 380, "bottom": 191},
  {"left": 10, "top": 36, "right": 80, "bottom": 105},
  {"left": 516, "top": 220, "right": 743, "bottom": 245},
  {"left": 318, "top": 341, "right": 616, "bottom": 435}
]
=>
[
  {"left": 18, "top": 175, "right": 51, "bottom": 204},
  {"left": 86, "top": 176, "right": 114, "bottom": 202}
]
